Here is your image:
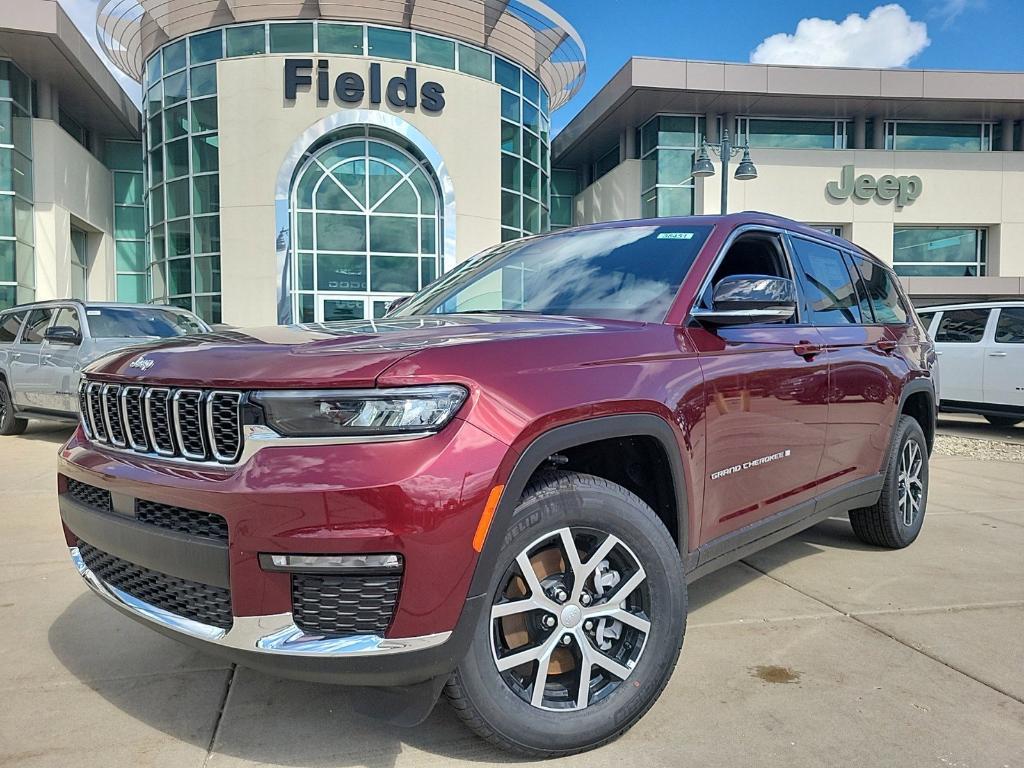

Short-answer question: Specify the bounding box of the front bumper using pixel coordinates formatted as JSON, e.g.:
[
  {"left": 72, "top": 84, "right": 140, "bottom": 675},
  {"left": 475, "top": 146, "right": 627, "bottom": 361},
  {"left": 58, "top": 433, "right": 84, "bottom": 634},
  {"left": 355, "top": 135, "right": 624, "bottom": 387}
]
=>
[{"left": 57, "top": 416, "right": 507, "bottom": 686}]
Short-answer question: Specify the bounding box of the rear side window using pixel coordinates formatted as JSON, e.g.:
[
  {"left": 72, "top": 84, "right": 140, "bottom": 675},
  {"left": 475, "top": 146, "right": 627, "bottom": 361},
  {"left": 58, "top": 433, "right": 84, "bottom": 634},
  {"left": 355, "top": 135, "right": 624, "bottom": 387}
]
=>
[
  {"left": 935, "top": 308, "right": 990, "bottom": 343},
  {"left": 789, "top": 237, "right": 862, "bottom": 324},
  {"left": 0, "top": 311, "right": 26, "bottom": 343},
  {"left": 20, "top": 308, "right": 55, "bottom": 344},
  {"left": 994, "top": 308, "right": 1024, "bottom": 344},
  {"left": 852, "top": 256, "right": 909, "bottom": 324},
  {"left": 917, "top": 311, "right": 935, "bottom": 332}
]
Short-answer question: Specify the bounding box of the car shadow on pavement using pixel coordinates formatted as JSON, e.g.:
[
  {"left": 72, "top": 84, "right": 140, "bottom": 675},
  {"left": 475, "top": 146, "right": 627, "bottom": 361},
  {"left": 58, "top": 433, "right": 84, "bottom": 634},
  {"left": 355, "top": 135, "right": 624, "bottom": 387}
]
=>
[
  {"left": 45, "top": 516, "right": 876, "bottom": 767},
  {"left": 16, "top": 424, "right": 75, "bottom": 445}
]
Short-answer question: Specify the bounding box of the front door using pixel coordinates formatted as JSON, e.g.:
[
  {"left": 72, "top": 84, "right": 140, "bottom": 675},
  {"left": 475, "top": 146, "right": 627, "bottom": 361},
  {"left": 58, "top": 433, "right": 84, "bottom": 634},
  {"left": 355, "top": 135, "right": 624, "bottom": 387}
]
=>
[
  {"left": 984, "top": 307, "right": 1024, "bottom": 407},
  {"left": 45, "top": 305, "right": 84, "bottom": 412},
  {"left": 689, "top": 229, "right": 828, "bottom": 545}
]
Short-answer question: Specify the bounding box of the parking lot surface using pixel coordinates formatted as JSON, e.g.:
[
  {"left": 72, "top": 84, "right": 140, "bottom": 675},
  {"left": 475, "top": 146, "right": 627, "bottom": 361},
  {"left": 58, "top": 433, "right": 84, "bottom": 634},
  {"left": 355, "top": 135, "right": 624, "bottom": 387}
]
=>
[{"left": 1, "top": 423, "right": 1022, "bottom": 768}]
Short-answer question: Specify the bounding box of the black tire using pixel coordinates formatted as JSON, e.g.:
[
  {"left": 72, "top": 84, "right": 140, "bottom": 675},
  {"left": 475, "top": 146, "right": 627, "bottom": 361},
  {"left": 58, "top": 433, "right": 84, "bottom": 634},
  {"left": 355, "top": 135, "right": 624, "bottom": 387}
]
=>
[
  {"left": 849, "top": 415, "right": 928, "bottom": 548},
  {"left": 445, "top": 470, "right": 686, "bottom": 757},
  {"left": 0, "top": 381, "right": 28, "bottom": 436},
  {"left": 983, "top": 415, "right": 1022, "bottom": 428}
]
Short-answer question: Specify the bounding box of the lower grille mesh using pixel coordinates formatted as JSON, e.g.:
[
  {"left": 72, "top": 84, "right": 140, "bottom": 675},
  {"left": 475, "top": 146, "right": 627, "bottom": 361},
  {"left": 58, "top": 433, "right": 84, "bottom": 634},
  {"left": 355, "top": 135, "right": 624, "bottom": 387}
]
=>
[
  {"left": 67, "top": 479, "right": 112, "bottom": 513},
  {"left": 136, "top": 499, "right": 229, "bottom": 543},
  {"left": 291, "top": 573, "right": 401, "bottom": 637},
  {"left": 78, "top": 540, "right": 233, "bottom": 630}
]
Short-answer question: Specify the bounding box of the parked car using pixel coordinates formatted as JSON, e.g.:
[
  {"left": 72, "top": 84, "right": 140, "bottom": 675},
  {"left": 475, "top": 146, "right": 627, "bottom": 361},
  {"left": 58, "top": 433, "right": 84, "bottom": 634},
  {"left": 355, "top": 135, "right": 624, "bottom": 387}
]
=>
[
  {"left": 54, "top": 214, "right": 936, "bottom": 756},
  {"left": 916, "top": 301, "right": 1023, "bottom": 427},
  {"left": 0, "top": 301, "right": 210, "bottom": 434}
]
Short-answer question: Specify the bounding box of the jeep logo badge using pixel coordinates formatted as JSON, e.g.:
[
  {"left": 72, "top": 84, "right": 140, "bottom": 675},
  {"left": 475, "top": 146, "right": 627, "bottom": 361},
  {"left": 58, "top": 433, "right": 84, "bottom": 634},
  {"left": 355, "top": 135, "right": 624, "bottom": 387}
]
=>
[{"left": 129, "top": 356, "right": 155, "bottom": 372}]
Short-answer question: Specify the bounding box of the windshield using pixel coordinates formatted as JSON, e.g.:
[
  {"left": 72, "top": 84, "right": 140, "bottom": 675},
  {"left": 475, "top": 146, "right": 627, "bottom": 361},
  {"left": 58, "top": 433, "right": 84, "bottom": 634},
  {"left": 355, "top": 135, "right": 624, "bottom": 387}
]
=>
[
  {"left": 394, "top": 224, "right": 713, "bottom": 322},
  {"left": 86, "top": 307, "right": 209, "bottom": 339}
]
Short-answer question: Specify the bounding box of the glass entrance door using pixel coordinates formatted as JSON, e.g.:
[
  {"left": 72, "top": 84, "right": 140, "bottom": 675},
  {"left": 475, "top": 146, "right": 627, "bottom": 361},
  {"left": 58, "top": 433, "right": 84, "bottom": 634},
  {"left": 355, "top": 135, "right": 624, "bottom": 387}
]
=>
[{"left": 291, "top": 130, "right": 442, "bottom": 323}]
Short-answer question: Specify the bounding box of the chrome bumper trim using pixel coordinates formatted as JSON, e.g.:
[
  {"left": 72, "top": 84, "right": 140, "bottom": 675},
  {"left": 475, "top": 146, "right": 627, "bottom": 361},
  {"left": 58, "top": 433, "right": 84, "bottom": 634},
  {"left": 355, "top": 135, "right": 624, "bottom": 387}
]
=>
[{"left": 71, "top": 547, "right": 451, "bottom": 657}]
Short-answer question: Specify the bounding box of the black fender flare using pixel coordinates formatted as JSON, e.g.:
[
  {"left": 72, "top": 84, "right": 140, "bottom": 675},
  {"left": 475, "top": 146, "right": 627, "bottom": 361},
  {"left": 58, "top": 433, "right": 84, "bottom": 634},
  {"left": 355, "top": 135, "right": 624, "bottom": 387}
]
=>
[
  {"left": 894, "top": 377, "right": 937, "bottom": 455},
  {"left": 466, "top": 413, "right": 690, "bottom": 599}
]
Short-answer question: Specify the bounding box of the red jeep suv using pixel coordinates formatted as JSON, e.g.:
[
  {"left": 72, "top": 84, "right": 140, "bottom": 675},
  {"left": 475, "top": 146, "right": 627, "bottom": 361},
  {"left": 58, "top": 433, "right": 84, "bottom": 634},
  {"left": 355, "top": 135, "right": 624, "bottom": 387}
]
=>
[{"left": 57, "top": 213, "right": 936, "bottom": 756}]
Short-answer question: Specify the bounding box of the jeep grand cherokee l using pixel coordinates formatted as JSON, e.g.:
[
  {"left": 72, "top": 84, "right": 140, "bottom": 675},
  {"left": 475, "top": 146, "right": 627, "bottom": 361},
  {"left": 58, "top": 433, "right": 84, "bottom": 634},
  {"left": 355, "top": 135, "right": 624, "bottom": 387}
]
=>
[{"left": 55, "top": 213, "right": 936, "bottom": 756}]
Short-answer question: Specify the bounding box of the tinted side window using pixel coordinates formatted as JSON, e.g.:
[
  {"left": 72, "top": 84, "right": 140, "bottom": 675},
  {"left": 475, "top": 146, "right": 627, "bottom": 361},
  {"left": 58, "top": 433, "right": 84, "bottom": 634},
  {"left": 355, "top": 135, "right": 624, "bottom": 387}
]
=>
[
  {"left": 53, "top": 307, "right": 81, "bottom": 335},
  {"left": 20, "top": 308, "right": 55, "bottom": 344},
  {"left": 853, "top": 256, "right": 909, "bottom": 324},
  {"left": 935, "top": 309, "right": 989, "bottom": 343},
  {"left": 0, "top": 311, "right": 26, "bottom": 343},
  {"left": 994, "top": 308, "right": 1024, "bottom": 344},
  {"left": 917, "top": 311, "right": 935, "bottom": 332},
  {"left": 790, "top": 237, "right": 861, "bottom": 324}
]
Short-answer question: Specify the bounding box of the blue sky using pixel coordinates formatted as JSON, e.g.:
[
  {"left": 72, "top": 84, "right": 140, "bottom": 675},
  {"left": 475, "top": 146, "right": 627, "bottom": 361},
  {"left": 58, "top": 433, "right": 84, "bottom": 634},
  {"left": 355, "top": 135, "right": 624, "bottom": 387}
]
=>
[{"left": 549, "top": 0, "right": 1024, "bottom": 131}]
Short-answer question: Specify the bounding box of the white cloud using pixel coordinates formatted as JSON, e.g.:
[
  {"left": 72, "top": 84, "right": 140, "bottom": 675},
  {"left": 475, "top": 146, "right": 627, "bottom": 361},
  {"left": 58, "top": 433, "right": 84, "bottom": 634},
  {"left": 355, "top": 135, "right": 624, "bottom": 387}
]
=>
[
  {"left": 749, "top": 4, "right": 930, "bottom": 68},
  {"left": 57, "top": 0, "right": 142, "bottom": 103}
]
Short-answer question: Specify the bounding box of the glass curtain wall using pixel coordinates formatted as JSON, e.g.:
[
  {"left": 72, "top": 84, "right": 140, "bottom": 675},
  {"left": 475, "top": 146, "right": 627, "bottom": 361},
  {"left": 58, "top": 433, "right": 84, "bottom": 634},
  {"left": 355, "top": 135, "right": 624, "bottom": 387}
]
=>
[
  {"left": 640, "top": 115, "right": 703, "bottom": 218},
  {"left": 550, "top": 169, "right": 577, "bottom": 230},
  {"left": 885, "top": 122, "right": 996, "bottom": 151},
  {"left": 144, "top": 21, "right": 554, "bottom": 322},
  {"left": 106, "top": 140, "right": 147, "bottom": 302},
  {"left": 0, "top": 60, "right": 33, "bottom": 310}
]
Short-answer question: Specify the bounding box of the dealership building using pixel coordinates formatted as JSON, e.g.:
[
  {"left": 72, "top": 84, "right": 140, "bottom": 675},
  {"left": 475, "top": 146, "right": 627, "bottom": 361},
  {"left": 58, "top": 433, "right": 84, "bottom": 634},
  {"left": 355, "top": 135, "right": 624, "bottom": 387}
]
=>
[{"left": 2, "top": 0, "right": 1023, "bottom": 324}]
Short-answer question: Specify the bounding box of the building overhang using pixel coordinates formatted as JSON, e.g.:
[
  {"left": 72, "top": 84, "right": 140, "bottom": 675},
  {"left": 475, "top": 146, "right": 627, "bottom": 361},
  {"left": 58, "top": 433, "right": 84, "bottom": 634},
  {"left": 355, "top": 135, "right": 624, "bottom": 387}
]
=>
[
  {"left": 96, "top": 0, "right": 586, "bottom": 109},
  {"left": 0, "top": 0, "right": 140, "bottom": 138},
  {"left": 554, "top": 58, "right": 1024, "bottom": 168}
]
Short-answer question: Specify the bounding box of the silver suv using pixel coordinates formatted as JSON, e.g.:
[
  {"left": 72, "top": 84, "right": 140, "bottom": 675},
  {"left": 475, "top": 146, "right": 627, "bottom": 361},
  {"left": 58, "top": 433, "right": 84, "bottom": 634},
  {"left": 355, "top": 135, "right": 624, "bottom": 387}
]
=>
[{"left": 0, "top": 301, "right": 209, "bottom": 435}]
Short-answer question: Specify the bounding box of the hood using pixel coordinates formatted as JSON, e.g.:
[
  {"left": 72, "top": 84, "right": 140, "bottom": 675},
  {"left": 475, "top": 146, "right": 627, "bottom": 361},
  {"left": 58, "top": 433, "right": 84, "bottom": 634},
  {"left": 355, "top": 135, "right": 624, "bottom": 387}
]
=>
[{"left": 83, "top": 313, "right": 644, "bottom": 388}]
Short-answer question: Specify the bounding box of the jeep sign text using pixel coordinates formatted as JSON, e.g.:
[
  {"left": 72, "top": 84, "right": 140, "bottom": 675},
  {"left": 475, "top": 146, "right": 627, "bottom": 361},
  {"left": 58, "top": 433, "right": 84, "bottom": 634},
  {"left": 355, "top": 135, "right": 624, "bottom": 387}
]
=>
[{"left": 826, "top": 165, "right": 922, "bottom": 208}]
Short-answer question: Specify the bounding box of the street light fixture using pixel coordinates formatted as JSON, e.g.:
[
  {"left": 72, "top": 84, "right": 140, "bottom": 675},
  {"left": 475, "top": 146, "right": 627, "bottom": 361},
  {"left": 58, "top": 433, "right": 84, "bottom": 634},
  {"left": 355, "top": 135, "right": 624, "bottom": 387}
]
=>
[{"left": 691, "top": 129, "right": 759, "bottom": 214}]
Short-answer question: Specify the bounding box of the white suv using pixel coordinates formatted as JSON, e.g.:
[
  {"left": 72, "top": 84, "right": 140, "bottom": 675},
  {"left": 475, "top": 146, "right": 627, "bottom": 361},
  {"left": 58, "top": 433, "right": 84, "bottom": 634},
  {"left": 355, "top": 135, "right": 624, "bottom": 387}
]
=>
[{"left": 917, "top": 301, "right": 1024, "bottom": 428}]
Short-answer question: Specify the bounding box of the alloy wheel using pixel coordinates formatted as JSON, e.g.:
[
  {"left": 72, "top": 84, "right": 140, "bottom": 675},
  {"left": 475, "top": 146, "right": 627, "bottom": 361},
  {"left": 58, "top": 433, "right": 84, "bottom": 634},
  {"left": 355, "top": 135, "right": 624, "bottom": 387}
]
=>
[
  {"left": 897, "top": 440, "right": 924, "bottom": 527},
  {"left": 0, "top": 386, "right": 7, "bottom": 425},
  {"left": 489, "top": 527, "right": 651, "bottom": 711}
]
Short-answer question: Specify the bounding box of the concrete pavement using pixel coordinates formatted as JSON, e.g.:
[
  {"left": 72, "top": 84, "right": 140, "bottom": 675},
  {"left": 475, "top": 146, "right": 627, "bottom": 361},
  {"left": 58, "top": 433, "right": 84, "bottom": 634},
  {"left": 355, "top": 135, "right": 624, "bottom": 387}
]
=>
[{"left": 1, "top": 423, "right": 1022, "bottom": 767}]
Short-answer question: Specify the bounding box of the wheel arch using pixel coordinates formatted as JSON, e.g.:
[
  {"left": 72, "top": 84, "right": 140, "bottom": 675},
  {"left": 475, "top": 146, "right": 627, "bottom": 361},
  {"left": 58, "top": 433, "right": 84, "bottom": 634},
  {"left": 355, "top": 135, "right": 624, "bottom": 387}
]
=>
[
  {"left": 898, "top": 378, "right": 936, "bottom": 454},
  {"left": 467, "top": 414, "right": 690, "bottom": 598}
]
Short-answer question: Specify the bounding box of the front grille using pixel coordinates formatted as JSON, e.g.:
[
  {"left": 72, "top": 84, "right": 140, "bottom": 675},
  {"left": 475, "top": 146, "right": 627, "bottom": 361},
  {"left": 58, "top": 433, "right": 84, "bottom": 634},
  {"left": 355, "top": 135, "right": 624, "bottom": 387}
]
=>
[
  {"left": 136, "top": 499, "right": 228, "bottom": 543},
  {"left": 80, "top": 380, "right": 243, "bottom": 464},
  {"left": 291, "top": 573, "right": 401, "bottom": 637},
  {"left": 67, "top": 478, "right": 112, "bottom": 513},
  {"left": 78, "top": 540, "right": 233, "bottom": 630}
]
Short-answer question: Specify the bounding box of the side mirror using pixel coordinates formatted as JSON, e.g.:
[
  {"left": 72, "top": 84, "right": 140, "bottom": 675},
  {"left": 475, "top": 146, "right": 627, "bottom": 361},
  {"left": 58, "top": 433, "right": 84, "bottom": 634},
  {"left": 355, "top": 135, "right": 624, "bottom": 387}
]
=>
[
  {"left": 45, "top": 325, "right": 82, "bottom": 345},
  {"left": 691, "top": 274, "right": 797, "bottom": 326},
  {"left": 384, "top": 296, "right": 411, "bottom": 316}
]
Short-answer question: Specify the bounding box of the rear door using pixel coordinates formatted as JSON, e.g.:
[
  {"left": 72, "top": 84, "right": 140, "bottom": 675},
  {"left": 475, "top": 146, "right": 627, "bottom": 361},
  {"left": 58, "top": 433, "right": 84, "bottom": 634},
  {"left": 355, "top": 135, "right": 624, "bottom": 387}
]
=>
[
  {"left": 932, "top": 308, "right": 991, "bottom": 404},
  {"left": 787, "top": 237, "right": 897, "bottom": 492},
  {"left": 984, "top": 306, "right": 1024, "bottom": 408},
  {"left": 8, "top": 307, "right": 55, "bottom": 408}
]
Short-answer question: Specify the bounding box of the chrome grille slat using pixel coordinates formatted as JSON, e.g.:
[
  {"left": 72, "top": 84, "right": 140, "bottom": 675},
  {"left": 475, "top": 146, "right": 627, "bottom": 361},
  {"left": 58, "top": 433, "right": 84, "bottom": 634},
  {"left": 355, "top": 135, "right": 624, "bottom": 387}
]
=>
[
  {"left": 120, "top": 386, "right": 149, "bottom": 451},
  {"left": 145, "top": 387, "right": 176, "bottom": 456},
  {"left": 81, "top": 378, "right": 244, "bottom": 465},
  {"left": 102, "top": 384, "right": 127, "bottom": 447},
  {"left": 207, "top": 391, "right": 242, "bottom": 463},
  {"left": 86, "top": 383, "right": 107, "bottom": 441},
  {"left": 173, "top": 389, "right": 208, "bottom": 460}
]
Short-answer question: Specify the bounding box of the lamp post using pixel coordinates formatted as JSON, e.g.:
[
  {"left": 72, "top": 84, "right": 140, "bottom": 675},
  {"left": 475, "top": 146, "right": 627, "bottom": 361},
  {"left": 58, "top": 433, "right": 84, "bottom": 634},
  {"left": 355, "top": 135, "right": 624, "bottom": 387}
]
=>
[{"left": 692, "top": 129, "right": 758, "bottom": 214}]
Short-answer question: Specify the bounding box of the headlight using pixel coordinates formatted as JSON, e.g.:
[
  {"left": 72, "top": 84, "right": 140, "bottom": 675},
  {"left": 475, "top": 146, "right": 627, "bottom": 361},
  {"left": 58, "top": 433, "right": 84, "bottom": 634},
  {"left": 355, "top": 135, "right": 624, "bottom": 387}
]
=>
[{"left": 251, "top": 385, "right": 468, "bottom": 438}]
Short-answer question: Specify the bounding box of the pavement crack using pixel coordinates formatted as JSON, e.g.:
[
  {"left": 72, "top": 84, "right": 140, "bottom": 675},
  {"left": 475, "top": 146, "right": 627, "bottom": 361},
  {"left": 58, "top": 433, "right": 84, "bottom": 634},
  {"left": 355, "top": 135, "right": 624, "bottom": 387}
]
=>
[
  {"left": 740, "top": 559, "right": 1024, "bottom": 707},
  {"left": 202, "top": 664, "right": 236, "bottom": 767}
]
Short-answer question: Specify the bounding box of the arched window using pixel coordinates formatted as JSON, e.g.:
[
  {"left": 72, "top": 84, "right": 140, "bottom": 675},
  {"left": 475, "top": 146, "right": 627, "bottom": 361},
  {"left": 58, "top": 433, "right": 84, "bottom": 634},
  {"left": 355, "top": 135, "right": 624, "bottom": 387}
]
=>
[{"left": 291, "top": 131, "right": 442, "bottom": 321}]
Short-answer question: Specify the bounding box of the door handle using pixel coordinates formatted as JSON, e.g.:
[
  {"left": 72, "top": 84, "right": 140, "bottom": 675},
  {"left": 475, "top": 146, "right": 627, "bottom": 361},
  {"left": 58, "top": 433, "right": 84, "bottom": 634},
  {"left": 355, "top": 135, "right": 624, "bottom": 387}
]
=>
[
  {"left": 793, "top": 341, "right": 824, "bottom": 360},
  {"left": 875, "top": 339, "right": 898, "bottom": 354},
  {"left": 988, "top": 351, "right": 1008, "bottom": 357}
]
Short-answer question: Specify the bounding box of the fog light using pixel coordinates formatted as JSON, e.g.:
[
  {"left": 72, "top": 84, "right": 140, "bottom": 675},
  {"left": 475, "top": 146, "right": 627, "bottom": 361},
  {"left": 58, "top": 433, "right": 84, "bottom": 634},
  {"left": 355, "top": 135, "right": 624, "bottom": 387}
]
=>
[{"left": 260, "top": 553, "right": 403, "bottom": 572}]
